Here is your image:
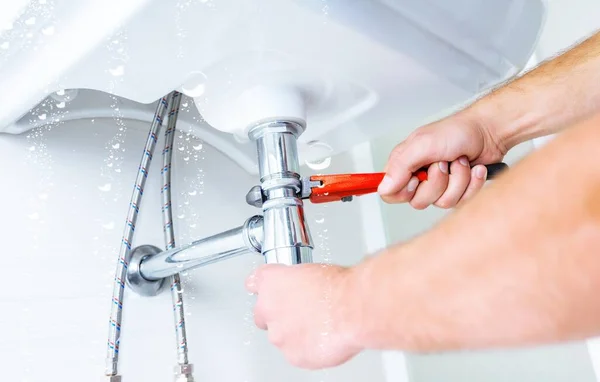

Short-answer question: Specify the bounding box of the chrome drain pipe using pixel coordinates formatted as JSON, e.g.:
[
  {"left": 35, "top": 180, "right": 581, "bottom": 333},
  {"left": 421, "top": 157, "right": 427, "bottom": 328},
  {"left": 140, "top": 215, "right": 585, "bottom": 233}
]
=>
[{"left": 126, "top": 215, "right": 264, "bottom": 296}]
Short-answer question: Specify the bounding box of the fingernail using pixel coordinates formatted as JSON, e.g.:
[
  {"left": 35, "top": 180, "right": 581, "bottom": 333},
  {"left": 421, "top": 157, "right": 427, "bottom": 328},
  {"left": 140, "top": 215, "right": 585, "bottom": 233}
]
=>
[
  {"left": 438, "top": 161, "right": 448, "bottom": 174},
  {"left": 459, "top": 157, "right": 469, "bottom": 167},
  {"left": 378, "top": 175, "right": 396, "bottom": 194},
  {"left": 407, "top": 177, "right": 419, "bottom": 193},
  {"left": 475, "top": 166, "right": 487, "bottom": 179}
]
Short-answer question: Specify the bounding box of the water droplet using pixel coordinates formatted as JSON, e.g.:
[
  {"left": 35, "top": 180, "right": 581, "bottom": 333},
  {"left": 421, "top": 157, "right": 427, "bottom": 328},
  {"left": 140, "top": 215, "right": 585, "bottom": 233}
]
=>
[
  {"left": 315, "top": 214, "right": 325, "bottom": 224},
  {"left": 37, "top": 113, "right": 47, "bottom": 121},
  {"left": 177, "top": 214, "right": 185, "bottom": 219},
  {"left": 181, "top": 72, "right": 207, "bottom": 97},
  {"left": 25, "top": 17, "right": 36, "bottom": 26},
  {"left": 50, "top": 89, "right": 78, "bottom": 103},
  {"left": 115, "top": 168, "right": 121, "bottom": 173},
  {"left": 0, "top": 42, "right": 9, "bottom": 49},
  {"left": 193, "top": 144, "right": 203, "bottom": 151},
  {"left": 102, "top": 221, "right": 115, "bottom": 230},
  {"left": 178, "top": 146, "right": 185, "bottom": 151},
  {"left": 98, "top": 183, "right": 112, "bottom": 192},
  {"left": 109, "top": 65, "right": 125, "bottom": 77},
  {"left": 28, "top": 146, "right": 36, "bottom": 151},
  {"left": 188, "top": 190, "right": 197, "bottom": 196},
  {"left": 28, "top": 212, "right": 39, "bottom": 220},
  {"left": 56, "top": 102, "right": 65, "bottom": 109},
  {"left": 42, "top": 26, "right": 55, "bottom": 35},
  {"left": 182, "top": 102, "right": 189, "bottom": 108},
  {"left": 112, "top": 143, "right": 120, "bottom": 149},
  {"left": 38, "top": 193, "right": 48, "bottom": 200}
]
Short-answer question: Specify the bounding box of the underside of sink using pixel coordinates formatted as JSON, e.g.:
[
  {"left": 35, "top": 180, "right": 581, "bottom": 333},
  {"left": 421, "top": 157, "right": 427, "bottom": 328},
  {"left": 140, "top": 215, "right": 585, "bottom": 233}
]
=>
[{"left": 0, "top": 0, "right": 546, "bottom": 171}]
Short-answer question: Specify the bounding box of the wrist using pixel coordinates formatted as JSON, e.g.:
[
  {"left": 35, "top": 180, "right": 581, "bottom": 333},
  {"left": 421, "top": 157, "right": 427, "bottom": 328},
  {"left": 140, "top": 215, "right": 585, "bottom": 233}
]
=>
[
  {"left": 470, "top": 91, "right": 544, "bottom": 152},
  {"left": 341, "top": 249, "right": 404, "bottom": 351}
]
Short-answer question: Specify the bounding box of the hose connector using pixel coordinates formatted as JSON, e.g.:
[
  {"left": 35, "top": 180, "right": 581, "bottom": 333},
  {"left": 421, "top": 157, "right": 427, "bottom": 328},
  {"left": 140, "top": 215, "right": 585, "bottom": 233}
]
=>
[{"left": 174, "top": 364, "right": 194, "bottom": 382}]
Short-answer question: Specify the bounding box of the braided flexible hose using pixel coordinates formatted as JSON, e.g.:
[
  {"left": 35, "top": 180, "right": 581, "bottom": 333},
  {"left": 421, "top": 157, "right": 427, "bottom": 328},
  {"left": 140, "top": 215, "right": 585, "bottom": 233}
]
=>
[{"left": 105, "top": 95, "right": 170, "bottom": 378}]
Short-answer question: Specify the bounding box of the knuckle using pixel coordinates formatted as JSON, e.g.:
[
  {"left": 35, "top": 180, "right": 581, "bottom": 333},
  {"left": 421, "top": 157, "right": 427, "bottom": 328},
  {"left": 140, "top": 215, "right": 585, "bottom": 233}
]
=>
[{"left": 268, "top": 328, "right": 285, "bottom": 347}]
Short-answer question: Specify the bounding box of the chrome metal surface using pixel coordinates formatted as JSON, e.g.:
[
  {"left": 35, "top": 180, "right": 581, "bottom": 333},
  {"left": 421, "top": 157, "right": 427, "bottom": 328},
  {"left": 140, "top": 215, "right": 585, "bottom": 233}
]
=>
[
  {"left": 248, "top": 121, "right": 314, "bottom": 265},
  {"left": 105, "top": 95, "right": 170, "bottom": 377},
  {"left": 107, "top": 376, "right": 122, "bottom": 382},
  {"left": 174, "top": 364, "right": 195, "bottom": 382},
  {"left": 126, "top": 216, "right": 264, "bottom": 295},
  {"left": 162, "top": 91, "right": 193, "bottom": 373},
  {"left": 125, "top": 245, "right": 167, "bottom": 297},
  {"left": 245, "top": 185, "right": 264, "bottom": 208}
]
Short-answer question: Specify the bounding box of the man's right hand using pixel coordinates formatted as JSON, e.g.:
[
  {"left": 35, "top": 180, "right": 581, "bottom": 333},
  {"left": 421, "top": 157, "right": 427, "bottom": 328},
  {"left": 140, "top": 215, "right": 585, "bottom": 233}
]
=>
[{"left": 377, "top": 112, "right": 507, "bottom": 209}]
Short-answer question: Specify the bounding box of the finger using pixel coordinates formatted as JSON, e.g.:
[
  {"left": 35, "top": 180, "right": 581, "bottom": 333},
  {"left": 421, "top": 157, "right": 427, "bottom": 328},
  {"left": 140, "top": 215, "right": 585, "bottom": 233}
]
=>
[
  {"left": 267, "top": 324, "right": 285, "bottom": 347},
  {"left": 410, "top": 161, "right": 449, "bottom": 210},
  {"left": 379, "top": 176, "right": 419, "bottom": 204},
  {"left": 378, "top": 133, "right": 440, "bottom": 197},
  {"left": 253, "top": 303, "right": 268, "bottom": 330},
  {"left": 457, "top": 164, "right": 487, "bottom": 207},
  {"left": 434, "top": 156, "right": 471, "bottom": 209},
  {"left": 245, "top": 264, "right": 286, "bottom": 294}
]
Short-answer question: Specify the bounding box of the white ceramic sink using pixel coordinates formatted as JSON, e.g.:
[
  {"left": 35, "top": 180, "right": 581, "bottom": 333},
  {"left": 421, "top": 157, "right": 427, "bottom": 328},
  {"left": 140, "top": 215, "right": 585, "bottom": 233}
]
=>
[{"left": 0, "top": 0, "right": 545, "bottom": 171}]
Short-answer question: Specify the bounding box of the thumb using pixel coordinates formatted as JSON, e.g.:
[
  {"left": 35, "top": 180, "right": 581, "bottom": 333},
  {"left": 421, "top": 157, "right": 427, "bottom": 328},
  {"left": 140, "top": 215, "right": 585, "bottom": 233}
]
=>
[{"left": 378, "top": 134, "right": 442, "bottom": 196}]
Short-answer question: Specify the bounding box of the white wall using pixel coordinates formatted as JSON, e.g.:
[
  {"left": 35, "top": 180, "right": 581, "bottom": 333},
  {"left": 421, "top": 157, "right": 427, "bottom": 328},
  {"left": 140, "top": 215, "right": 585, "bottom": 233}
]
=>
[
  {"left": 0, "top": 111, "right": 385, "bottom": 381},
  {"left": 368, "top": 0, "right": 600, "bottom": 381}
]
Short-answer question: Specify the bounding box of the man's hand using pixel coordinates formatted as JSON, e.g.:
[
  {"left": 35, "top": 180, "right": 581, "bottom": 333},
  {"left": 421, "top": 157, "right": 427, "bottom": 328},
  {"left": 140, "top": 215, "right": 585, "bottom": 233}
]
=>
[
  {"left": 377, "top": 112, "right": 507, "bottom": 209},
  {"left": 245, "top": 263, "right": 362, "bottom": 369}
]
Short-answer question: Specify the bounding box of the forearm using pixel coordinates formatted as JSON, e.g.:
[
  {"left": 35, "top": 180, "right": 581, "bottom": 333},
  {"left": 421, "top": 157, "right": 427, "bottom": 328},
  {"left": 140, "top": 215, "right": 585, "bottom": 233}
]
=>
[
  {"left": 462, "top": 30, "right": 600, "bottom": 152},
  {"left": 349, "top": 113, "right": 600, "bottom": 352}
]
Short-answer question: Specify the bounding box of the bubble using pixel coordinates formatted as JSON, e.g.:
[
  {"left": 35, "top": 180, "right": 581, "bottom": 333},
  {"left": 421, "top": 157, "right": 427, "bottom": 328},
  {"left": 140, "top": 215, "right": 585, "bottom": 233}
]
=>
[
  {"left": 304, "top": 141, "right": 333, "bottom": 170},
  {"left": 181, "top": 72, "right": 207, "bottom": 97},
  {"left": 98, "top": 183, "right": 112, "bottom": 192},
  {"left": 109, "top": 65, "right": 125, "bottom": 77}
]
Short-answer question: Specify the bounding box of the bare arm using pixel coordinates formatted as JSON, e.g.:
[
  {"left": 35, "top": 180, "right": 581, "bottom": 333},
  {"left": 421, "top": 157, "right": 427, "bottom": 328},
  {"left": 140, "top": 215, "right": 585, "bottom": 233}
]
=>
[
  {"left": 379, "top": 30, "right": 600, "bottom": 208},
  {"left": 351, "top": 112, "right": 600, "bottom": 352},
  {"left": 474, "top": 29, "right": 600, "bottom": 151}
]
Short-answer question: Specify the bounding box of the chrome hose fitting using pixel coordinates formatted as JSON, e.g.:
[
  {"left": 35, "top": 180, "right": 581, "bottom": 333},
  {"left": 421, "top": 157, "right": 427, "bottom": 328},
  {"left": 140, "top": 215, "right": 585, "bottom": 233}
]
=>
[
  {"left": 248, "top": 120, "right": 314, "bottom": 265},
  {"left": 174, "top": 363, "right": 194, "bottom": 382}
]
